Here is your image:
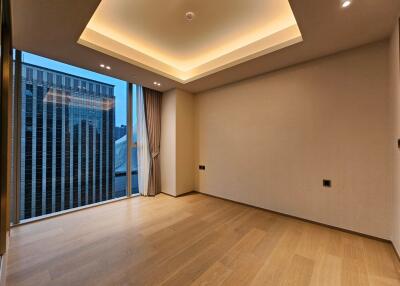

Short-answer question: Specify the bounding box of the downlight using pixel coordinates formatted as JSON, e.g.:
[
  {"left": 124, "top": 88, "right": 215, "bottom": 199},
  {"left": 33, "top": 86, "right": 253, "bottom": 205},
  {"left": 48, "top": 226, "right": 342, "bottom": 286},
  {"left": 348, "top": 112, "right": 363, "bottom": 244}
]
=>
[
  {"left": 340, "top": 0, "right": 352, "bottom": 8},
  {"left": 100, "top": 64, "right": 111, "bottom": 70}
]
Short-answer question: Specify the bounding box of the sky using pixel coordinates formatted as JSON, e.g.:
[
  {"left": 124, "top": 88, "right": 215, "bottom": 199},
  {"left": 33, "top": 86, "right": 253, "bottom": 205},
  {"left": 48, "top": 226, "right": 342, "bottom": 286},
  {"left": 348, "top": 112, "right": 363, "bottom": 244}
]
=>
[{"left": 21, "top": 52, "right": 136, "bottom": 128}]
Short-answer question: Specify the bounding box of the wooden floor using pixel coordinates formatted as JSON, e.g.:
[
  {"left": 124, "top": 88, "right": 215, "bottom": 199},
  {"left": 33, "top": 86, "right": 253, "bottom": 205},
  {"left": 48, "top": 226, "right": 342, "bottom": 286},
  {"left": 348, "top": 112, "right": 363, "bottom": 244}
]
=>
[{"left": 6, "top": 193, "right": 400, "bottom": 286}]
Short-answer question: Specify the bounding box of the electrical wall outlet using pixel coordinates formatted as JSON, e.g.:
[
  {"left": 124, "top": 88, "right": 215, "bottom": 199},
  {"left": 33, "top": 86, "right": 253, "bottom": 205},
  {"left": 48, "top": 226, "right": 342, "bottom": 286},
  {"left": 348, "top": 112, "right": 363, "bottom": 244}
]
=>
[{"left": 323, "top": 179, "right": 332, "bottom": 188}]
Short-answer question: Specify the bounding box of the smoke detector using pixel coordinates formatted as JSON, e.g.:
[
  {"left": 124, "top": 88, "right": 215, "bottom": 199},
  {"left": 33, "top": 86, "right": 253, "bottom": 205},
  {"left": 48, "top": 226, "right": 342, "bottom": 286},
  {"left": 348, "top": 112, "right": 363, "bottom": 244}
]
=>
[{"left": 185, "top": 11, "right": 195, "bottom": 21}]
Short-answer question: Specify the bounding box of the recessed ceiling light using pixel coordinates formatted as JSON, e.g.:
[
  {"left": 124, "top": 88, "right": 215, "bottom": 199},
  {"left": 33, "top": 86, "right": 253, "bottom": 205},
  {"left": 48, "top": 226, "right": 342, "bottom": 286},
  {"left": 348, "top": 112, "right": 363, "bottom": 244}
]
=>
[
  {"left": 185, "top": 11, "right": 195, "bottom": 21},
  {"left": 153, "top": 81, "right": 161, "bottom": 86},
  {"left": 341, "top": 0, "right": 352, "bottom": 8},
  {"left": 100, "top": 64, "right": 111, "bottom": 70}
]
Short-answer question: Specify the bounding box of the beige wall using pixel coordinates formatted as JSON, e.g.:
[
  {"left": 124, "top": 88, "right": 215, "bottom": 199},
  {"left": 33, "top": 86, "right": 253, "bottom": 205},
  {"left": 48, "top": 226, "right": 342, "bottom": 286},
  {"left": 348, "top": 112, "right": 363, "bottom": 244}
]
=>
[
  {"left": 161, "top": 89, "right": 195, "bottom": 196},
  {"left": 176, "top": 89, "right": 196, "bottom": 196},
  {"left": 195, "top": 41, "right": 392, "bottom": 239},
  {"left": 161, "top": 90, "right": 176, "bottom": 196},
  {"left": 389, "top": 18, "right": 400, "bottom": 252}
]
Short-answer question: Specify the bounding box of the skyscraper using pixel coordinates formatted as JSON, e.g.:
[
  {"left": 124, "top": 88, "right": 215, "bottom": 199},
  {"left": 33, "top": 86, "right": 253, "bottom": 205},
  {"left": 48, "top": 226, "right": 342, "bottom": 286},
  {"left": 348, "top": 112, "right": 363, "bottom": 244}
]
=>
[
  {"left": 20, "top": 63, "right": 116, "bottom": 220},
  {"left": 115, "top": 125, "right": 127, "bottom": 140}
]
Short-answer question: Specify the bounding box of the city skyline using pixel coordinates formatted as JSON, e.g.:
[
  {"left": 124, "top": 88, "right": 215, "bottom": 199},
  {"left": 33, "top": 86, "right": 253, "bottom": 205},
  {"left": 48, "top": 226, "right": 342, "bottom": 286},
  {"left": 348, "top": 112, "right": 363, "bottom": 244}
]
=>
[
  {"left": 20, "top": 62, "right": 119, "bottom": 220},
  {"left": 21, "top": 51, "right": 135, "bottom": 128}
]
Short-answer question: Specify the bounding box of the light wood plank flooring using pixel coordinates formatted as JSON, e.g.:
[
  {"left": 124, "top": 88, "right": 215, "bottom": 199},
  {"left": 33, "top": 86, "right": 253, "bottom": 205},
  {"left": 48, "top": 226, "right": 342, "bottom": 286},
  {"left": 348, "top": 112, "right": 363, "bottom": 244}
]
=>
[{"left": 6, "top": 193, "right": 400, "bottom": 286}]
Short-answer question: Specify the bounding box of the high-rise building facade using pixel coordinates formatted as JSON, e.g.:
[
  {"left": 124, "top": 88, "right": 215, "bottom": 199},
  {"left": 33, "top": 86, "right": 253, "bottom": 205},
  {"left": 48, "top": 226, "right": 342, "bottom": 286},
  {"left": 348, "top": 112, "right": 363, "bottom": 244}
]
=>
[
  {"left": 20, "top": 63, "right": 117, "bottom": 220},
  {"left": 115, "top": 125, "right": 127, "bottom": 140}
]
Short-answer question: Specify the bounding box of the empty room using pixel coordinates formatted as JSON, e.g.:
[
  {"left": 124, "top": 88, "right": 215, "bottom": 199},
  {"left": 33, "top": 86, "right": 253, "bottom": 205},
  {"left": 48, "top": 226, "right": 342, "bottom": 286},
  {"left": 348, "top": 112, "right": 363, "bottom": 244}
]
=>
[{"left": 0, "top": 0, "right": 399, "bottom": 285}]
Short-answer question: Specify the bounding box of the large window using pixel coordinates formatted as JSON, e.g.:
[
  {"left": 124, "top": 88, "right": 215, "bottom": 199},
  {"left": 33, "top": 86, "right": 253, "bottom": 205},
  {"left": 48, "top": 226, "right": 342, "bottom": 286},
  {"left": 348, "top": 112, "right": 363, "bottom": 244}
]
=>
[{"left": 15, "top": 52, "right": 138, "bottom": 221}]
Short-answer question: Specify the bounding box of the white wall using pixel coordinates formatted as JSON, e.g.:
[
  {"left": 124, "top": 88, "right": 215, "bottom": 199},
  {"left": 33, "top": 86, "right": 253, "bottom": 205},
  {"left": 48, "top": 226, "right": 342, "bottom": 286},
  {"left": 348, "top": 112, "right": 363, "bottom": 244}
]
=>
[
  {"left": 161, "top": 89, "right": 195, "bottom": 196},
  {"left": 389, "top": 18, "right": 400, "bottom": 252},
  {"left": 195, "top": 41, "right": 392, "bottom": 239}
]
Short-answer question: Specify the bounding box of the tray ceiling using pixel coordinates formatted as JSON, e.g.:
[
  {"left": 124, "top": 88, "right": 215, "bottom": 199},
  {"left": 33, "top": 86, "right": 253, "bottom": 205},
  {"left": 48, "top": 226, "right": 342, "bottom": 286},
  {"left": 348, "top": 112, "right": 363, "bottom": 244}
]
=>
[{"left": 79, "top": 0, "right": 302, "bottom": 83}]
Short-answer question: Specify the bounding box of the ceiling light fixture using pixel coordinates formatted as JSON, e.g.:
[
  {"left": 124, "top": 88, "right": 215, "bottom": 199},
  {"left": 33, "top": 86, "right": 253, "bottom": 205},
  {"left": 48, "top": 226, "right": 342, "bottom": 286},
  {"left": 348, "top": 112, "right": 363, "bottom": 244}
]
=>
[
  {"left": 153, "top": 81, "right": 161, "bottom": 86},
  {"left": 100, "top": 64, "right": 111, "bottom": 70},
  {"left": 340, "top": 0, "right": 352, "bottom": 8},
  {"left": 185, "top": 11, "right": 195, "bottom": 21}
]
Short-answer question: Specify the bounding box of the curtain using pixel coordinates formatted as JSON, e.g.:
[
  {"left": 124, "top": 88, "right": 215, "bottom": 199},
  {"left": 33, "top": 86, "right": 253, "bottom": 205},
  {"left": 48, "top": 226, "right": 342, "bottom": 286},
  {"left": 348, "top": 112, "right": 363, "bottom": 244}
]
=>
[
  {"left": 143, "top": 87, "right": 162, "bottom": 196},
  {"left": 136, "top": 86, "right": 151, "bottom": 196}
]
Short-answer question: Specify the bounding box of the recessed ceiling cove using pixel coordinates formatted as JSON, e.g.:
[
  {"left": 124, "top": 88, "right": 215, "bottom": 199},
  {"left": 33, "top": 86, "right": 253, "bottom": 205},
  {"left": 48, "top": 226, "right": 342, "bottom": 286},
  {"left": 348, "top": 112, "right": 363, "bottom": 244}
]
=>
[{"left": 79, "top": 0, "right": 302, "bottom": 83}]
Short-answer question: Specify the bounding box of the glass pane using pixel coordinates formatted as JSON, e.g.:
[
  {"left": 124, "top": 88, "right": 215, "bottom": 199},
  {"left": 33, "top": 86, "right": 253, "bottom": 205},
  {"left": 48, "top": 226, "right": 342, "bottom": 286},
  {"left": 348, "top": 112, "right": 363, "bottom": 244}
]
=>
[
  {"left": 114, "top": 83, "right": 128, "bottom": 198},
  {"left": 131, "top": 86, "right": 139, "bottom": 194},
  {"left": 19, "top": 52, "right": 127, "bottom": 220}
]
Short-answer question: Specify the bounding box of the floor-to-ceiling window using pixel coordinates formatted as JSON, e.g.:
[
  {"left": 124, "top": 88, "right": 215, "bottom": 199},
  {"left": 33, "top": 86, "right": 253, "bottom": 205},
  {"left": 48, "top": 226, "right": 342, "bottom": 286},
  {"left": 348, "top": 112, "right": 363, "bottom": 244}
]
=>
[{"left": 14, "top": 51, "right": 138, "bottom": 222}]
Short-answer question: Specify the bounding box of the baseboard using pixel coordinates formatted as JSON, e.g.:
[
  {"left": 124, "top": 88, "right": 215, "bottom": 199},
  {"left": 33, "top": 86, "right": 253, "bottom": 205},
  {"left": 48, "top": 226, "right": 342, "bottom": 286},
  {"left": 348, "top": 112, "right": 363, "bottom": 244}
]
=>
[
  {"left": 161, "top": 191, "right": 178, "bottom": 198},
  {"left": 195, "top": 191, "right": 391, "bottom": 244},
  {"left": 161, "top": 190, "right": 197, "bottom": 198},
  {"left": 392, "top": 242, "right": 400, "bottom": 262}
]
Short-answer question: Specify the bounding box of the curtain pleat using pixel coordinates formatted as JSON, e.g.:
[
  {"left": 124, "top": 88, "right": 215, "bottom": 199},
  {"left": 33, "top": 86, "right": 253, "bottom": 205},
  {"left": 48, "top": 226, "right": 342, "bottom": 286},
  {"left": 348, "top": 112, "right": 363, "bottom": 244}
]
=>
[
  {"left": 136, "top": 86, "right": 151, "bottom": 196},
  {"left": 143, "top": 87, "right": 162, "bottom": 196}
]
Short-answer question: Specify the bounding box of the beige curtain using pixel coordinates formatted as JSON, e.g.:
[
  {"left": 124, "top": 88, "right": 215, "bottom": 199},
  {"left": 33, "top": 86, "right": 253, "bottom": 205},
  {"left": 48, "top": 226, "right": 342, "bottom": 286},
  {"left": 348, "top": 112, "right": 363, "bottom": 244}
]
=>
[{"left": 143, "top": 87, "right": 162, "bottom": 196}]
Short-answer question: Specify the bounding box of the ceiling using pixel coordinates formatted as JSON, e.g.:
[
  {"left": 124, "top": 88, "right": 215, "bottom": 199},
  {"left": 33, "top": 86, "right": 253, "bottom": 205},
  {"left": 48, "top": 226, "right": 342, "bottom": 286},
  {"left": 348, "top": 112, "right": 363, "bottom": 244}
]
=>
[
  {"left": 12, "top": 0, "right": 400, "bottom": 93},
  {"left": 79, "top": 0, "right": 302, "bottom": 83}
]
